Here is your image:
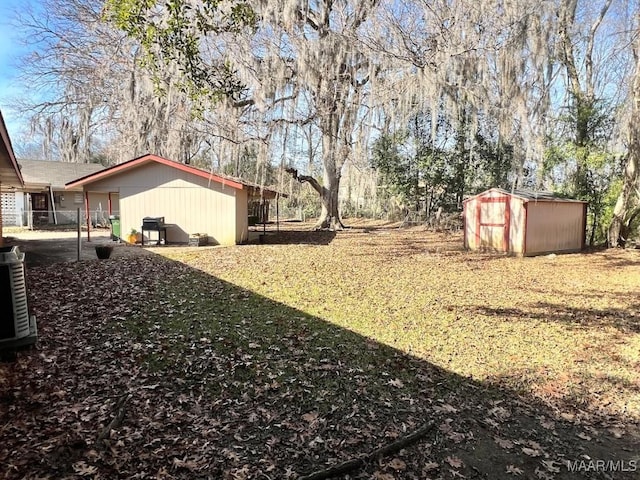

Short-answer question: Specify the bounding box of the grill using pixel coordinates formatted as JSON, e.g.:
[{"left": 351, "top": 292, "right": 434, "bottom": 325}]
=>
[
  {"left": 141, "top": 217, "right": 167, "bottom": 246},
  {"left": 142, "top": 216, "right": 165, "bottom": 230}
]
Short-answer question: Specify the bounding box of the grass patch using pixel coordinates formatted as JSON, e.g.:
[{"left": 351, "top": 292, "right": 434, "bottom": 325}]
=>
[
  {"left": 158, "top": 227, "right": 640, "bottom": 420},
  {"left": 3, "top": 225, "right": 638, "bottom": 479}
]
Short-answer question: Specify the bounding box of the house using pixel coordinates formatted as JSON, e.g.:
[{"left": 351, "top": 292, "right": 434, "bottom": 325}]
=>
[
  {"left": 0, "top": 112, "right": 24, "bottom": 244},
  {"left": 463, "top": 188, "right": 587, "bottom": 256},
  {"left": 1, "top": 159, "right": 108, "bottom": 228},
  {"left": 66, "top": 154, "right": 283, "bottom": 245}
]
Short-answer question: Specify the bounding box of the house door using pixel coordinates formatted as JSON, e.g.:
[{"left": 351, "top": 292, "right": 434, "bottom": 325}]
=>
[
  {"left": 477, "top": 196, "right": 510, "bottom": 251},
  {"left": 31, "top": 193, "right": 49, "bottom": 226}
]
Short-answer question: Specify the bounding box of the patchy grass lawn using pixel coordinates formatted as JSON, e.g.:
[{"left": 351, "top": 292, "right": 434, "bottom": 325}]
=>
[{"left": 1, "top": 223, "right": 639, "bottom": 479}]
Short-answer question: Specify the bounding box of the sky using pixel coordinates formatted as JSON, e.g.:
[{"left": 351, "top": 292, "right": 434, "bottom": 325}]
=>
[{"left": 0, "top": 0, "right": 42, "bottom": 140}]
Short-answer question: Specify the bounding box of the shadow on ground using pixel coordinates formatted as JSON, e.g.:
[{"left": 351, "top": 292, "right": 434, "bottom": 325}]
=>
[
  {"left": 0, "top": 232, "right": 638, "bottom": 479},
  {"left": 3, "top": 233, "right": 151, "bottom": 266}
]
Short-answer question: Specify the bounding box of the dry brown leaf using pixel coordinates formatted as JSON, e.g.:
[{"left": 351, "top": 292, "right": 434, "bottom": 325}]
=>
[
  {"left": 494, "top": 437, "right": 514, "bottom": 449},
  {"left": 535, "top": 467, "right": 555, "bottom": 480},
  {"left": 72, "top": 462, "right": 98, "bottom": 476},
  {"left": 302, "top": 411, "right": 319, "bottom": 423},
  {"left": 522, "top": 447, "right": 542, "bottom": 457},
  {"left": 608, "top": 427, "right": 624, "bottom": 438},
  {"left": 446, "top": 456, "right": 463, "bottom": 468},
  {"left": 434, "top": 403, "right": 458, "bottom": 413},
  {"left": 373, "top": 472, "right": 395, "bottom": 480},
  {"left": 489, "top": 406, "right": 511, "bottom": 420},
  {"left": 539, "top": 419, "right": 555, "bottom": 430},
  {"left": 506, "top": 465, "right": 523, "bottom": 475},
  {"left": 447, "top": 431, "right": 466, "bottom": 443},
  {"left": 541, "top": 460, "right": 560, "bottom": 473},
  {"left": 388, "top": 457, "right": 407, "bottom": 471}
]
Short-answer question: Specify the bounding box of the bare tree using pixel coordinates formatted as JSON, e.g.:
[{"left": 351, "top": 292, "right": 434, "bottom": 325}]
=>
[{"left": 11, "top": 0, "right": 205, "bottom": 164}]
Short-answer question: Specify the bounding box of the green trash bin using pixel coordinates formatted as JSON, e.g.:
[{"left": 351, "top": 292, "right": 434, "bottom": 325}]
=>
[{"left": 109, "top": 215, "right": 120, "bottom": 241}]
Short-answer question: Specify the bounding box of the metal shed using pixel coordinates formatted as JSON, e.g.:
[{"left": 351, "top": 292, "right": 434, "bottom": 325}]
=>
[{"left": 463, "top": 188, "right": 587, "bottom": 256}]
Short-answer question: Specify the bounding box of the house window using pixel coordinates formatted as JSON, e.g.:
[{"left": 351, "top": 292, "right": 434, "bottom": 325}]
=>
[{"left": 32, "top": 194, "right": 47, "bottom": 210}]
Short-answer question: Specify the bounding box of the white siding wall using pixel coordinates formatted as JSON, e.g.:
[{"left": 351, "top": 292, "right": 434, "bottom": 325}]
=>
[
  {"left": 1, "top": 192, "right": 23, "bottom": 226},
  {"left": 463, "top": 197, "right": 478, "bottom": 250},
  {"left": 508, "top": 198, "right": 525, "bottom": 254},
  {"left": 525, "top": 202, "right": 585, "bottom": 254},
  {"left": 87, "top": 162, "right": 243, "bottom": 245},
  {"left": 235, "top": 189, "right": 248, "bottom": 244}
]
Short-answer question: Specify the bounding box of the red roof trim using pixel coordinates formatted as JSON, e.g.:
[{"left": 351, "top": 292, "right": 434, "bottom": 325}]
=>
[
  {"left": 65, "top": 154, "right": 245, "bottom": 190},
  {"left": 462, "top": 187, "right": 586, "bottom": 204},
  {"left": 0, "top": 111, "right": 24, "bottom": 186}
]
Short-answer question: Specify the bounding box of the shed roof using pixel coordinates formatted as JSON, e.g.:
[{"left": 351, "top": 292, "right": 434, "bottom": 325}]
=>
[
  {"left": 19, "top": 159, "right": 106, "bottom": 190},
  {"left": 464, "top": 187, "right": 586, "bottom": 204},
  {"left": 65, "top": 154, "right": 285, "bottom": 198},
  {"left": 0, "top": 111, "right": 24, "bottom": 190}
]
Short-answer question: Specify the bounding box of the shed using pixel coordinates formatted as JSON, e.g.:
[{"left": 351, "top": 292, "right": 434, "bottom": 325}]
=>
[
  {"left": 463, "top": 188, "right": 587, "bottom": 256},
  {"left": 66, "top": 154, "right": 282, "bottom": 246}
]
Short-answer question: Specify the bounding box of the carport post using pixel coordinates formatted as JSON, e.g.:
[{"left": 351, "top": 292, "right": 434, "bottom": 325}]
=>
[
  {"left": 84, "top": 191, "right": 91, "bottom": 242},
  {"left": 77, "top": 208, "right": 81, "bottom": 261}
]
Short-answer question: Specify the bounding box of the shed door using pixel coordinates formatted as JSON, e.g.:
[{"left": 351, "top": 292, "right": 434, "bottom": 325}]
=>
[{"left": 477, "top": 196, "right": 510, "bottom": 251}]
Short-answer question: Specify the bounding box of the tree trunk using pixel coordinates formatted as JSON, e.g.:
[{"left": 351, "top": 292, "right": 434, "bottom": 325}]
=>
[
  {"left": 285, "top": 163, "right": 344, "bottom": 231},
  {"left": 608, "top": 15, "right": 640, "bottom": 247},
  {"left": 317, "top": 167, "right": 342, "bottom": 230},
  {"left": 608, "top": 155, "right": 639, "bottom": 247}
]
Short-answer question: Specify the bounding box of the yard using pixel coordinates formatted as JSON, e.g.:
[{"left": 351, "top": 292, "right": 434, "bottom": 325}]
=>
[{"left": 1, "top": 223, "right": 639, "bottom": 479}]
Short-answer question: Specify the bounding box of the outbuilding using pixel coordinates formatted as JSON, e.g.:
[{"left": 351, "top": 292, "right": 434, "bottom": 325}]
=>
[
  {"left": 66, "top": 154, "right": 282, "bottom": 246},
  {"left": 463, "top": 188, "right": 587, "bottom": 256}
]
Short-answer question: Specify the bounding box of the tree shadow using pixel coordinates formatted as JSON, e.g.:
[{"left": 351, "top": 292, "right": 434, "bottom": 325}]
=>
[
  {"left": 258, "top": 228, "right": 337, "bottom": 245},
  {"left": 468, "top": 302, "right": 640, "bottom": 334},
  {"left": 1, "top": 253, "right": 638, "bottom": 479}
]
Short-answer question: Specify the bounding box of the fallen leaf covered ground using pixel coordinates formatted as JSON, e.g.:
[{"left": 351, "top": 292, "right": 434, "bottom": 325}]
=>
[{"left": 1, "top": 223, "right": 639, "bottom": 479}]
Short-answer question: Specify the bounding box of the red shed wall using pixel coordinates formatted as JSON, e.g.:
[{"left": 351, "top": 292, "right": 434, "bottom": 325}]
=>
[{"left": 464, "top": 190, "right": 525, "bottom": 253}]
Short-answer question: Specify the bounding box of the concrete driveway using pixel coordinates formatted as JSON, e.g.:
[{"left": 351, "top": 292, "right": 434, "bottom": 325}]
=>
[{"left": 3, "top": 229, "right": 151, "bottom": 266}]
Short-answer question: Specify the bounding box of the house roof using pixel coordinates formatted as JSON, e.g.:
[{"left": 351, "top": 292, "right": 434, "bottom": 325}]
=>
[
  {"left": 0, "top": 111, "right": 24, "bottom": 191},
  {"left": 19, "top": 159, "right": 106, "bottom": 190},
  {"left": 65, "top": 154, "right": 285, "bottom": 198},
  {"left": 464, "top": 187, "right": 586, "bottom": 204}
]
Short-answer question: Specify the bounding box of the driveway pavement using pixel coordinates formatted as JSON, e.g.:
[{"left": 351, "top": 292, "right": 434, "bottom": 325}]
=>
[{"left": 3, "top": 229, "right": 151, "bottom": 266}]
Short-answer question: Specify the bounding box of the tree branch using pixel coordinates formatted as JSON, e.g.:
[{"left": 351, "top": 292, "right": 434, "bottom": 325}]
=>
[
  {"left": 297, "top": 421, "right": 435, "bottom": 480},
  {"left": 285, "top": 167, "right": 323, "bottom": 196}
]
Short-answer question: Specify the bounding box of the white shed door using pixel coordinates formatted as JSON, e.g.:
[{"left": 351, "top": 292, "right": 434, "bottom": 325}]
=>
[{"left": 478, "top": 197, "right": 510, "bottom": 251}]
